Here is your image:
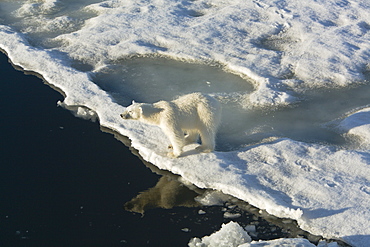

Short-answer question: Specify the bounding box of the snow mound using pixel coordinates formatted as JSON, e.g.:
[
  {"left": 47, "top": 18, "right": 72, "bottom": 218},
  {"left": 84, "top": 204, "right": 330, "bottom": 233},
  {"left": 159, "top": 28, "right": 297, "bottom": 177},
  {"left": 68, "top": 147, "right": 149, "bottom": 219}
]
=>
[
  {"left": 338, "top": 107, "right": 370, "bottom": 147},
  {"left": 189, "top": 221, "right": 251, "bottom": 247}
]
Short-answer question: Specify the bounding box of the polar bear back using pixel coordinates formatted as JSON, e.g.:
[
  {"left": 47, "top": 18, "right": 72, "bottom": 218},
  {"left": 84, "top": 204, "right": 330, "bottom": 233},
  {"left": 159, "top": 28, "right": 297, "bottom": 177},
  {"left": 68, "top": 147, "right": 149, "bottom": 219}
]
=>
[{"left": 154, "top": 93, "right": 221, "bottom": 131}]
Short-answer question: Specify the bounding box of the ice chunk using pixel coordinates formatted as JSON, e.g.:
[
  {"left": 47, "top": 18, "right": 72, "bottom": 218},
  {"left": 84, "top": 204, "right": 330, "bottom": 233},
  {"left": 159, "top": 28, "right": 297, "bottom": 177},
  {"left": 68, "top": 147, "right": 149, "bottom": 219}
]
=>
[
  {"left": 188, "top": 221, "right": 252, "bottom": 247},
  {"left": 223, "top": 212, "right": 241, "bottom": 219},
  {"left": 244, "top": 225, "right": 256, "bottom": 233},
  {"left": 57, "top": 101, "right": 98, "bottom": 122},
  {"left": 195, "top": 190, "right": 231, "bottom": 206}
]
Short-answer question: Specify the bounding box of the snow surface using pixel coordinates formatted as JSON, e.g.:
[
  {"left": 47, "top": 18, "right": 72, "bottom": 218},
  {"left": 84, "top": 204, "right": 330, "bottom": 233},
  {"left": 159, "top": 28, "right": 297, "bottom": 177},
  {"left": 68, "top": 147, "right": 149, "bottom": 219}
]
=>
[{"left": 1, "top": 0, "right": 370, "bottom": 246}]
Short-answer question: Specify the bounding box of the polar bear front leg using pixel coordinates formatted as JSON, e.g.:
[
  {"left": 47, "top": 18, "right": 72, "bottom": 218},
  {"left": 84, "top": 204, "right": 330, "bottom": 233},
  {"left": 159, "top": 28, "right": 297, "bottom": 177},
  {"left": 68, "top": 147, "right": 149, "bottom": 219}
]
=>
[{"left": 163, "top": 125, "right": 185, "bottom": 158}]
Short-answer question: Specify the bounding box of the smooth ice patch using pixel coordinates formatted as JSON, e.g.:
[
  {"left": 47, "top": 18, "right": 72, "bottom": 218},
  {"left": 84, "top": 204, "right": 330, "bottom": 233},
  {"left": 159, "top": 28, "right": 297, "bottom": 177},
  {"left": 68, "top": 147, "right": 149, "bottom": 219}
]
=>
[{"left": 90, "top": 57, "right": 254, "bottom": 105}]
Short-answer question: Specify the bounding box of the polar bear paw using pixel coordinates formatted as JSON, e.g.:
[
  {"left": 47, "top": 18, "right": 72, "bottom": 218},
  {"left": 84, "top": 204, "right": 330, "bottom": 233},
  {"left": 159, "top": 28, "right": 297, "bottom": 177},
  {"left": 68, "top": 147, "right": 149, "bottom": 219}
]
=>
[
  {"left": 167, "top": 151, "right": 181, "bottom": 158},
  {"left": 196, "top": 145, "right": 212, "bottom": 153}
]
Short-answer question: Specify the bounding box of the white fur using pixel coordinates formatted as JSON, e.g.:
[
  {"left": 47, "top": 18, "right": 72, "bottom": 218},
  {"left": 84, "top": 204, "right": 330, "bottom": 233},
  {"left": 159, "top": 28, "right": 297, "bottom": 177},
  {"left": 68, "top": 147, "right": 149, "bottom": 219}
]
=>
[{"left": 120, "top": 93, "right": 222, "bottom": 158}]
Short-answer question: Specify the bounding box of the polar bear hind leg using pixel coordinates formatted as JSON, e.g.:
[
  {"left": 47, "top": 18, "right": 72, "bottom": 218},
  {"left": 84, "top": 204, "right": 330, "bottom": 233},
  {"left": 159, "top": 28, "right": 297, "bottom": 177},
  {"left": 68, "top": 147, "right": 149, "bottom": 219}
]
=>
[
  {"left": 196, "top": 127, "right": 216, "bottom": 153},
  {"left": 195, "top": 99, "right": 220, "bottom": 153}
]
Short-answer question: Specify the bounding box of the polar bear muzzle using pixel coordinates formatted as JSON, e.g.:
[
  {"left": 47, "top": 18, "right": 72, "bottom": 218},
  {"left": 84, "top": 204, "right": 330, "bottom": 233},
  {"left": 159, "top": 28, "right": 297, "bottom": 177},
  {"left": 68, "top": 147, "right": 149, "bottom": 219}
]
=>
[{"left": 120, "top": 113, "right": 130, "bottom": 119}]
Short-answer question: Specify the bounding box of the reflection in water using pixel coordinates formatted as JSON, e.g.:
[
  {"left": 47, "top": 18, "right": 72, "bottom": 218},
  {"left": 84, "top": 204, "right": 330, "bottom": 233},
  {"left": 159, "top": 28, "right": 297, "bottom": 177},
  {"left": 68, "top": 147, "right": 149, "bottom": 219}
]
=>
[
  {"left": 102, "top": 126, "right": 202, "bottom": 214},
  {"left": 124, "top": 176, "right": 200, "bottom": 215}
]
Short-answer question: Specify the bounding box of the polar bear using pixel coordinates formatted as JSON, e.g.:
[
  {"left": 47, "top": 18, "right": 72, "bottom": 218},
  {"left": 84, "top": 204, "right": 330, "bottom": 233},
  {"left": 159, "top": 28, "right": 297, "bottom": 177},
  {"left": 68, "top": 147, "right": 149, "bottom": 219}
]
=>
[{"left": 120, "top": 93, "right": 221, "bottom": 158}]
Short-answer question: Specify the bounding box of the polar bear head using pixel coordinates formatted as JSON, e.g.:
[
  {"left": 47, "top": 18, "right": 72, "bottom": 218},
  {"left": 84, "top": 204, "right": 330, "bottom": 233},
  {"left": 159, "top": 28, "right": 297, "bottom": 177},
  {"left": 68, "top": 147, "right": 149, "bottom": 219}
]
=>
[
  {"left": 120, "top": 100, "right": 164, "bottom": 122},
  {"left": 120, "top": 101, "right": 143, "bottom": 120}
]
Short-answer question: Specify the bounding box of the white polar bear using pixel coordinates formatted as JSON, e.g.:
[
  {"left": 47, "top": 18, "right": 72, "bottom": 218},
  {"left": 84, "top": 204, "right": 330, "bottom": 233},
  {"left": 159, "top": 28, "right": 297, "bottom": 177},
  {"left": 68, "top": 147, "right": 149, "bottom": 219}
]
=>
[{"left": 120, "top": 93, "right": 222, "bottom": 158}]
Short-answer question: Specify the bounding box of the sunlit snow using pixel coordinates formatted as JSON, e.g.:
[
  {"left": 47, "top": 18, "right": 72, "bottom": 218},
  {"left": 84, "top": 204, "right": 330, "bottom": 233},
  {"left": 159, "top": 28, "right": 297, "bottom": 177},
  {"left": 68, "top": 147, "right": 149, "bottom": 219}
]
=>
[{"left": 1, "top": 0, "right": 370, "bottom": 246}]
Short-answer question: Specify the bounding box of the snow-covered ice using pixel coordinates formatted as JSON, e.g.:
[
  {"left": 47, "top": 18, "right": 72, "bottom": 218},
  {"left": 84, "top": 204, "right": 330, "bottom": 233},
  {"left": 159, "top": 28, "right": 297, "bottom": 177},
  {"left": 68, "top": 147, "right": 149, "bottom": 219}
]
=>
[{"left": 1, "top": 0, "right": 370, "bottom": 246}]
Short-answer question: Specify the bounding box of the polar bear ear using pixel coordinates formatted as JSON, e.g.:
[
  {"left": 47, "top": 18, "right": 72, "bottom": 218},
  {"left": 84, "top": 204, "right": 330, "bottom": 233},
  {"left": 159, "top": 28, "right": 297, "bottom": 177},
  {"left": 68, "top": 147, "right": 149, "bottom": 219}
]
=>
[{"left": 132, "top": 100, "right": 136, "bottom": 104}]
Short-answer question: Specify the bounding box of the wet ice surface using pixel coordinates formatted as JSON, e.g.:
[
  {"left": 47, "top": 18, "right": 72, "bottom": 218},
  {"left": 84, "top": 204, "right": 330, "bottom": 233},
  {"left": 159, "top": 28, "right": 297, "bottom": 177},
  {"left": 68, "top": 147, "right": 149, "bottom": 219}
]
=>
[{"left": 1, "top": 0, "right": 370, "bottom": 246}]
